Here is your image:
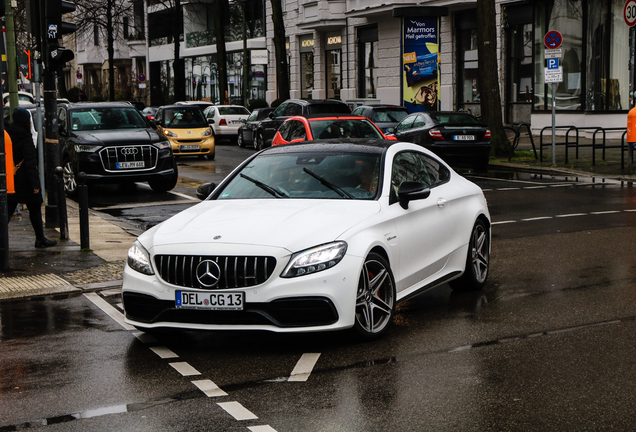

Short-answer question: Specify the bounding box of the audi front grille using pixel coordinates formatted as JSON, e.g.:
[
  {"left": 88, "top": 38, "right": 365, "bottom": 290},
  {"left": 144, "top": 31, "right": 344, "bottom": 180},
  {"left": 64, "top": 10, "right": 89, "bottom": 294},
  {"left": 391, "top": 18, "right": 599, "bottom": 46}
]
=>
[
  {"left": 155, "top": 255, "right": 277, "bottom": 289},
  {"left": 100, "top": 145, "right": 159, "bottom": 172}
]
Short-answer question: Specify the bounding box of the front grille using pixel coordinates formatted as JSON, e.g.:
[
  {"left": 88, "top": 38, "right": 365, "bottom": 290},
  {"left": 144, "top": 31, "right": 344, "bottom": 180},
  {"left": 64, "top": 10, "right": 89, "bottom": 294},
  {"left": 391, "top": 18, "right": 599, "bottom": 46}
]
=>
[
  {"left": 100, "top": 145, "right": 158, "bottom": 172},
  {"left": 155, "top": 255, "right": 277, "bottom": 289}
]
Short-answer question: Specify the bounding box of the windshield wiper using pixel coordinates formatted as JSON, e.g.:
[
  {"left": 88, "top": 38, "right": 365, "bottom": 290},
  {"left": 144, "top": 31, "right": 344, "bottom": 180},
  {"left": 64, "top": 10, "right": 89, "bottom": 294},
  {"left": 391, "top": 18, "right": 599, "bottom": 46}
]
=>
[
  {"left": 240, "top": 173, "right": 288, "bottom": 198},
  {"left": 303, "top": 168, "right": 353, "bottom": 199}
]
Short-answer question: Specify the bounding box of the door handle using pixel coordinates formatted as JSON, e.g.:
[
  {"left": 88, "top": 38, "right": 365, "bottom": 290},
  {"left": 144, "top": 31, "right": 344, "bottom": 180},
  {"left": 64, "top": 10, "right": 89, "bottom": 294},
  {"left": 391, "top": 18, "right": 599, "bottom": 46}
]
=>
[{"left": 437, "top": 198, "right": 447, "bottom": 208}]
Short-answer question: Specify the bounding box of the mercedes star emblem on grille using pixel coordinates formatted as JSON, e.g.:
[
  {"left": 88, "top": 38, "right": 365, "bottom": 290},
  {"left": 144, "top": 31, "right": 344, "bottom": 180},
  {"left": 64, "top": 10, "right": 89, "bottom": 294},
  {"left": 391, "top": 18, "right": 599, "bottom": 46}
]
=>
[
  {"left": 121, "top": 147, "right": 138, "bottom": 155},
  {"left": 196, "top": 260, "right": 221, "bottom": 288}
]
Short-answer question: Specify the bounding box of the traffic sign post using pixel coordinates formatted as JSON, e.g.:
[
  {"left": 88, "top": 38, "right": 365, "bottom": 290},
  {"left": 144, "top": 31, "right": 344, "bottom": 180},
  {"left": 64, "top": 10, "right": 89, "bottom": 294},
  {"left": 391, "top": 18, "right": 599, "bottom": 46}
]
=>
[
  {"left": 544, "top": 31, "right": 563, "bottom": 166},
  {"left": 625, "top": 0, "right": 636, "bottom": 27}
]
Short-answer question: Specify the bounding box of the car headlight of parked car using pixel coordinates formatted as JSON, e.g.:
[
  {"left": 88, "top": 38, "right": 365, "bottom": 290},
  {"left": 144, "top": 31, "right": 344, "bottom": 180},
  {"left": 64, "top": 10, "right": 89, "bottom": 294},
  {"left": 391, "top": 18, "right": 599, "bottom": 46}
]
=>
[
  {"left": 74, "top": 144, "right": 102, "bottom": 153},
  {"left": 202, "top": 128, "right": 212, "bottom": 137},
  {"left": 154, "top": 140, "right": 171, "bottom": 149},
  {"left": 128, "top": 240, "right": 154, "bottom": 275},
  {"left": 164, "top": 130, "right": 178, "bottom": 137},
  {"left": 281, "top": 241, "right": 347, "bottom": 278}
]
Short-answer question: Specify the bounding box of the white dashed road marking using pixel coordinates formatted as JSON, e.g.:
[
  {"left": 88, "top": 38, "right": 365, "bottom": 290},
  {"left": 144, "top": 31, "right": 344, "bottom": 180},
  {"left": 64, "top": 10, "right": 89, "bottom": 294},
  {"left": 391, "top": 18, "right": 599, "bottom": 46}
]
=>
[
  {"left": 248, "top": 426, "right": 279, "bottom": 432},
  {"left": 288, "top": 353, "right": 321, "bottom": 382},
  {"left": 217, "top": 401, "right": 259, "bottom": 420},
  {"left": 169, "top": 362, "right": 201, "bottom": 376},
  {"left": 150, "top": 346, "right": 179, "bottom": 359},
  {"left": 191, "top": 379, "right": 228, "bottom": 397}
]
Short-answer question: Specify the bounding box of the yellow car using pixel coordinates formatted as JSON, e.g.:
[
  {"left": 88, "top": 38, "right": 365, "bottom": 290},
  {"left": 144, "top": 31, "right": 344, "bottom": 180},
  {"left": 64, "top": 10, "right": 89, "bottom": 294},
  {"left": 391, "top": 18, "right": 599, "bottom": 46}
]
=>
[{"left": 154, "top": 105, "right": 215, "bottom": 160}]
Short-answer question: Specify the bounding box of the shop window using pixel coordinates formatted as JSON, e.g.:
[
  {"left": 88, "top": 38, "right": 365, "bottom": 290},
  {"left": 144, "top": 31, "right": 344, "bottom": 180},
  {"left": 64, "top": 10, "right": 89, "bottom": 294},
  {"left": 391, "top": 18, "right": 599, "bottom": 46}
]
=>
[
  {"left": 301, "top": 52, "right": 314, "bottom": 99},
  {"left": 327, "top": 50, "right": 341, "bottom": 99}
]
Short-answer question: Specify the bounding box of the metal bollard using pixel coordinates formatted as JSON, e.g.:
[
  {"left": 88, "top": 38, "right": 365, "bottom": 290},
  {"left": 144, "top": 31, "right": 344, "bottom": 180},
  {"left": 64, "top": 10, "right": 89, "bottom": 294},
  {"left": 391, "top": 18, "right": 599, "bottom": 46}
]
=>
[
  {"left": 77, "top": 172, "right": 90, "bottom": 250},
  {"left": 53, "top": 167, "right": 69, "bottom": 240}
]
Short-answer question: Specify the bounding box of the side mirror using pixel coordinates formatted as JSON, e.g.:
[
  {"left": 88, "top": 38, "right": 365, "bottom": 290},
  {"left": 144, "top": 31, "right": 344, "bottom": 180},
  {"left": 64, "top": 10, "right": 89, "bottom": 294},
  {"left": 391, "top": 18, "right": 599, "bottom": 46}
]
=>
[
  {"left": 196, "top": 182, "right": 217, "bottom": 200},
  {"left": 268, "top": 112, "right": 275, "bottom": 119},
  {"left": 385, "top": 135, "right": 398, "bottom": 141},
  {"left": 207, "top": 118, "right": 215, "bottom": 125},
  {"left": 398, "top": 181, "right": 430, "bottom": 209}
]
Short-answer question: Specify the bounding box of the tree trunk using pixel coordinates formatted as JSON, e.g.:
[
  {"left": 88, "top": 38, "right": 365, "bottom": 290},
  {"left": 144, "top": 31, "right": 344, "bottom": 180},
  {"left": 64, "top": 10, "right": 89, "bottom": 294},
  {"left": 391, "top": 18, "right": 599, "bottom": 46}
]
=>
[
  {"left": 476, "top": 0, "right": 509, "bottom": 157},
  {"left": 270, "top": 0, "right": 289, "bottom": 101},
  {"left": 214, "top": 0, "right": 229, "bottom": 104},
  {"left": 173, "top": 0, "right": 186, "bottom": 101}
]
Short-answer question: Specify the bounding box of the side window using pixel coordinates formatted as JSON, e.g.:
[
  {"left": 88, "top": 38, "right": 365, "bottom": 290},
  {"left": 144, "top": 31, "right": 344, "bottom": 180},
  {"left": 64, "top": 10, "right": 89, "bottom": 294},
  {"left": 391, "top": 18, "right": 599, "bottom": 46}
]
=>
[
  {"left": 273, "top": 103, "right": 288, "bottom": 117},
  {"left": 278, "top": 121, "right": 293, "bottom": 140},
  {"left": 396, "top": 115, "right": 416, "bottom": 133},
  {"left": 421, "top": 154, "right": 450, "bottom": 186},
  {"left": 289, "top": 121, "right": 307, "bottom": 140},
  {"left": 58, "top": 109, "right": 66, "bottom": 133},
  {"left": 412, "top": 115, "right": 427, "bottom": 129},
  {"left": 391, "top": 151, "right": 451, "bottom": 200},
  {"left": 206, "top": 108, "right": 216, "bottom": 118},
  {"left": 155, "top": 108, "right": 163, "bottom": 124},
  {"left": 352, "top": 107, "right": 364, "bottom": 116},
  {"left": 247, "top": 111, "right": 258, "bottom": 122},
  {"left": 284, "top": 103, "right": 301, "bottom": 116}
]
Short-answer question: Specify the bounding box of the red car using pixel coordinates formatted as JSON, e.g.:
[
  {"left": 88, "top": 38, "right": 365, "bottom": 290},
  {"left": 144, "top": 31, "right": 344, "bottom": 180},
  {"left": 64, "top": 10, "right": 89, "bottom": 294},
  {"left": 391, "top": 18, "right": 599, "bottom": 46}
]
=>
[{"left": 271, "top": 115, "right": 397, "bottom": 146}]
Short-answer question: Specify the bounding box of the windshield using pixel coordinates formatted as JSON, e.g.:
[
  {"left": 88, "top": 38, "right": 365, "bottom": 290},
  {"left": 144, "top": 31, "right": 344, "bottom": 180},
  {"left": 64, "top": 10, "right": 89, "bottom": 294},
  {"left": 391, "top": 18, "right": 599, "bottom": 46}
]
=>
[
  {"left": 308, "top": 119, "right": 383, "bottom": 139},
  {"left": 372, "top": 108, "right": 409, "bottom": 123},
  {"left": 218, "top": 152, "right": 381, "bottom": 200},
  {"left": 307, "top": 104, "right": 351, "bottom": 115},
  {"left": 218, "top": 106, "right": 250, "bottom": 115},
  {"left": 162, "top": 108, "right": 208, "bottom": 128},
  {"left": 69, "top": 107, "right": 148, "bottom": 131}
]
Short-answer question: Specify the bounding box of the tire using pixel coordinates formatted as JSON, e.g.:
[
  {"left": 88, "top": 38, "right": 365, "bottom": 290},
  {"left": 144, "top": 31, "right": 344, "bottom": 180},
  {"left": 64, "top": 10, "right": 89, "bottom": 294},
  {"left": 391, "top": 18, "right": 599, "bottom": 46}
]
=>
[
  {"left": 62, "top": 158, "right": 78, "bottom": 196},
  {"left": 255, "top": 132, "right": 264, "bottom": 151},
  {"left": 207, "top": 152, "right": 215, "bottom": 160},
  {"left": 353, "top": 252, "right": 396, "bottom": 340},
  {"left": 148, "top": 161, "right": 179, "bottom": 192},
  {"left": 449, "top": 219, "right": 490, "bottom": 291},
  {"left": 237, "top": 132, "right": 244, "bottom": 147}
]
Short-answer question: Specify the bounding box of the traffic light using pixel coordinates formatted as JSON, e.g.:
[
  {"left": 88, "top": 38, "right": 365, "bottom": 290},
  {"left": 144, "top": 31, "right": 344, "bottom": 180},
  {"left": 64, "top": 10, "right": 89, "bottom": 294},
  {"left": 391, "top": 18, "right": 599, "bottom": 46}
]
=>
[{"left": 45, "top": 0, "right": 77, "bottom": 67}]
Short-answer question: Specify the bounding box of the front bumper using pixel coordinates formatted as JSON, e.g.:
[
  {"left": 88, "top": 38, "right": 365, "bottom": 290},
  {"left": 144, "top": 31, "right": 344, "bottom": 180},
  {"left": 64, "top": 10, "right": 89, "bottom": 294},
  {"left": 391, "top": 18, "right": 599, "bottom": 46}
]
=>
[
  {"left": 122, "top": 252, "right": 362, "bottom": 333},
  {"left": 169, "top": 136, "right": 215, "bottom": 157},
  {"left": 77, "top": 148, "right": 176, "bottom": 184}
]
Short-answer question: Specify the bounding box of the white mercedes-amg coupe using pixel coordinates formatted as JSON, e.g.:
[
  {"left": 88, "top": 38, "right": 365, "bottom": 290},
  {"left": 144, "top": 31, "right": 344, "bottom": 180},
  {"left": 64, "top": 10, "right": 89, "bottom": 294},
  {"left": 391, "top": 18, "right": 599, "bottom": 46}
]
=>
[{"left": 123, "top": 139, "right": 490, "bottom": 339}]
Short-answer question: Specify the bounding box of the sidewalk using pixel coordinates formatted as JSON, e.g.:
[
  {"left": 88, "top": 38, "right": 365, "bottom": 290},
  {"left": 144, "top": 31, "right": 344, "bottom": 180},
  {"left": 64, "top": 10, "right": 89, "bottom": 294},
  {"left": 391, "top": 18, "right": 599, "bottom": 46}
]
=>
[
  {"left": 0, "top": 200, "right": 143, "bottom": 301},
  {"left": 1, "top": 135, "right": 635, "bottom": 302}
]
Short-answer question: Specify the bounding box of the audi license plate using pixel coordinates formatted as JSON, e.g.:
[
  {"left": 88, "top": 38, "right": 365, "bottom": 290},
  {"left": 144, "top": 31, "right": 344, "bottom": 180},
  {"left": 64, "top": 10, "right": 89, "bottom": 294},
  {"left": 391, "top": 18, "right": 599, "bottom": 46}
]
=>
[
  {"left": 453, "top": 135, "right": 474, "bottom": 141},
  {"left": 117, "top": 161, "right": 144, "bottom": 169},
  {"left": 181, "top": 145, "right": 200, "bottom": 150},
  {"left": 175, "top": 291, "right": 244, "bottom": 310}
]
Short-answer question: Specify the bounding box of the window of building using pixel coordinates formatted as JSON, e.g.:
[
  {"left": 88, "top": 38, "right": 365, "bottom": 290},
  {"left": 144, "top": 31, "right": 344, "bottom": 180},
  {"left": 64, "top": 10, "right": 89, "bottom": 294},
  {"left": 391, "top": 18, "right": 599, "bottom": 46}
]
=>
[
  {"left": 534, "top": 0, "right": 583, "bottom": 111},
  {"left": 456, "top": 14, "right": 479, "bottom": 108},
  {"left": 300, "top": 35, "right": 315, "bottom": 99},
  {"left": 94, "top": 25, "right": 100, "bottom": 46},
  {"left": 357, "top": 25, "right": 379, "bottom": 99}
]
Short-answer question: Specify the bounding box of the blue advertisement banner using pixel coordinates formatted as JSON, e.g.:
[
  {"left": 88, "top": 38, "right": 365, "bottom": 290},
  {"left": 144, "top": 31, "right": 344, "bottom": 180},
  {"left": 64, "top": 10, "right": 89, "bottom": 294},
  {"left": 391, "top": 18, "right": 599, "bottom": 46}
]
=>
[{"left": 402, "top": 17, "right": 440, "bottom": 113}]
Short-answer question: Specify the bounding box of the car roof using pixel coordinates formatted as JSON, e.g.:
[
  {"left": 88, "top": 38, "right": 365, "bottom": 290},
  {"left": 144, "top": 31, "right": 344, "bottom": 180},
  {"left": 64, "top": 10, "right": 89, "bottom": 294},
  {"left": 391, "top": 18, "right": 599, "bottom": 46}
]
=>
[
  {"left": 158, "top": 105, "right": 205, "bottom": 111},
  {"left": 282, "top": 99, "right": 349, "bottom": 106},
  {"left": 299, "top": 114, "right": 369, "bottom": 120},
  {"left": 65, "top": 102, "right": 139, "bottom": 110},
  {"left": 261, "top": 139, "right": 395, "bottom": 155},
  {"left": 355, "top": 105, "right": 408, "bottom": 110}
]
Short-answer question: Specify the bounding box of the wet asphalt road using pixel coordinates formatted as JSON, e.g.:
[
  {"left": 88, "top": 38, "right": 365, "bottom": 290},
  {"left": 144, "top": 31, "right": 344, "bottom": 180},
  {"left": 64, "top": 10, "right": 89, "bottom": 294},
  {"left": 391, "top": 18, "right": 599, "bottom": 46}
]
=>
[{"left": 2, "top": 145, "right": 636, "bottom": 430}]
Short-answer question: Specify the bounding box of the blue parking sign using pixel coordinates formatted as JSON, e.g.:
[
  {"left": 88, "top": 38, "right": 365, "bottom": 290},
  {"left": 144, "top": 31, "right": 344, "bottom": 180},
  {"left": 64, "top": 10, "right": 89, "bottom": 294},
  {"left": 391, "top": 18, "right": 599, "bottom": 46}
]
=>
[{"left": 547, "top": 58, "right": 559, "bottom": 70}]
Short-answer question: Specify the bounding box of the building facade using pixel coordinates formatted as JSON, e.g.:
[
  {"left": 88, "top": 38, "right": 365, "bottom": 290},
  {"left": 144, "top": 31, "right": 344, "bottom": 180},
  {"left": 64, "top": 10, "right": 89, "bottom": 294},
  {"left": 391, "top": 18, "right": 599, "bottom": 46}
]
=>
[{"left": 70, "top": 0, "right": 633, "bottom": 133}]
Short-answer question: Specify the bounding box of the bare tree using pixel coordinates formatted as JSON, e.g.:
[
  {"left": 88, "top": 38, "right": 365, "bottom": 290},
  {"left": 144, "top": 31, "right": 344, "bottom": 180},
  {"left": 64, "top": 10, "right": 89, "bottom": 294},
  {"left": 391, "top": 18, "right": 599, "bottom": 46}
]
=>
[
  {"left": 476, "top": 0, "right": 509, "bottom": 156},
  {"left": 75, "top": 0, "right": 133, "bottom": 100},
  {"left": 270, "top": 0, "right": 289, "bottom": 101}
]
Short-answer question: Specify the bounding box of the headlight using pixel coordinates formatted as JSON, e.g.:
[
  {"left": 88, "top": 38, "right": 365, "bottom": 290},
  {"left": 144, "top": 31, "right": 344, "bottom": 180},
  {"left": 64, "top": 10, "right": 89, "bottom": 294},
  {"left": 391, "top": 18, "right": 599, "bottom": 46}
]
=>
[
  {"left": 281, "top": 241, "right": 347, "bottom": 278},
  {"left": 202, "top": 128, "right": 212, "bottom": 137},
  {"left": 164, "top": 130, "right": 177, "bottom": 137},
  {"left": 74, "top": 144, "right": 101, "bottom": 153},
  {"left": 154, "top": 140, "right": 171, "bottom": 149},
  {"left": 127, "top": 240, "right": 154, "bottom": 275}
]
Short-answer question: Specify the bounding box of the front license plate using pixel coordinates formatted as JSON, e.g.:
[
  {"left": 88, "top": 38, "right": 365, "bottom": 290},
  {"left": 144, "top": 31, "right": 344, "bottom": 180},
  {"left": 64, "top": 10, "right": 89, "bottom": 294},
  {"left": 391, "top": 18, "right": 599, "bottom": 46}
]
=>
[
  {"left": 453, "top": 135, "right": 475, "bottom": 141},
  {"left": 176, "top": 291, "right": 244, "bottom": 310},
  {"left": 181, "top": 145, "right": 200, "bottom": 150},
  {"left": 117, "top": 161, "right": 144, "bottom": 169}
]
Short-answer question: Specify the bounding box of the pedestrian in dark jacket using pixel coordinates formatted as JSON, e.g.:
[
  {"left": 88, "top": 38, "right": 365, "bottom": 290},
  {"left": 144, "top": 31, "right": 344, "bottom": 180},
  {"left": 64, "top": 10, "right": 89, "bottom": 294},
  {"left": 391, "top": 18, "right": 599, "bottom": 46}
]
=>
[{"left": 7, "top": 107, "right": 57, "bottom": 248}]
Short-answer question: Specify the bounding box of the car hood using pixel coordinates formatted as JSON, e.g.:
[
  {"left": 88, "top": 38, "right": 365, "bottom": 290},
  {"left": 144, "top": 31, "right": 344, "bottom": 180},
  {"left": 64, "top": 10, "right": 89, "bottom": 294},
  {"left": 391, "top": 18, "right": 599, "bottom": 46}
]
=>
[
  {"left": 141, "top": 199, "right": 382, "bottom": 253},
  {"left": 73, "top": 128, "right": 161, "bottom": 145}
]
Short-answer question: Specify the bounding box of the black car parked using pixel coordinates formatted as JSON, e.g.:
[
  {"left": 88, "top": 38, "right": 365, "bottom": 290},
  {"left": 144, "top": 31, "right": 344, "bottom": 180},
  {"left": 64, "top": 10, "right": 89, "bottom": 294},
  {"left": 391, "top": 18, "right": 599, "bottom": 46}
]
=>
[
  {"left": 351, "top": 105, "right": 410, "bottom": 134},
  {"left": 389, "top": 111, "right": 491, "bottom": 171},
  {"left": 255, "top": 99, "right": 351, "bottom": 150},
  {"left": 57, "top": 102, "right": 178, "bottom": 195},
  {"left": 237, "top": 107, "right": 273, "bottom": 149}
]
